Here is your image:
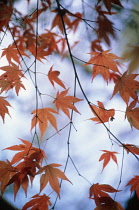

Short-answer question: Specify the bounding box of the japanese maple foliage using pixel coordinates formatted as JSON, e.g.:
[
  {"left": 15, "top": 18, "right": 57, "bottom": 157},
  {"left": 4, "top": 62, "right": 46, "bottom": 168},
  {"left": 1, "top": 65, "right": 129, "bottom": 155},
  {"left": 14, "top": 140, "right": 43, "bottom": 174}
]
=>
[{"left": 0, "top": 0, "right": 139, "bottom": 210}]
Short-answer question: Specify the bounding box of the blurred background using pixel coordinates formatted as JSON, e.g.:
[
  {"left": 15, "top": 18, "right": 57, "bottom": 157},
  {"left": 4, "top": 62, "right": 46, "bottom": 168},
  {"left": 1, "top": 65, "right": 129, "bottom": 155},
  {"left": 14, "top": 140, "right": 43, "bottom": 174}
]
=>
[{"left": 1, "top": 0, "right": 139, "bottom": 209}]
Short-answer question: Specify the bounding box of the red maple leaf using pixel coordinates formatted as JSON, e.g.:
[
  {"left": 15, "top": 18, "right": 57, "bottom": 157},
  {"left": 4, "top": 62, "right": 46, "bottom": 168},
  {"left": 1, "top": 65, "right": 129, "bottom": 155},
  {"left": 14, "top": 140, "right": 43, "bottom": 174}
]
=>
[{"left": 99, "top": 150, "right": 118, "bottom": 171}]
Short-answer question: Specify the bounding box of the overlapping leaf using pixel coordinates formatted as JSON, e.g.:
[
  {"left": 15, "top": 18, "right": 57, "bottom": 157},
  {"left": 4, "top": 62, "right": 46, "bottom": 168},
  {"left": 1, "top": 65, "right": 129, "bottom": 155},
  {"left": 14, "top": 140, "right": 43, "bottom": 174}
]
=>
[
  {"left": 89, "top": 101, "right": 115, "bottom": 123},
  {"left": 89, "top": 183, "right": 121, "bottom": 206},
  {"left": 0, "top": 160, "right": 17, "bottom": 194},
  {"left": 4, "top": 138, "right": 46, "bottom": 165},
  {"left": 36, "top": 163, "right": 71, "bottom": 197}
]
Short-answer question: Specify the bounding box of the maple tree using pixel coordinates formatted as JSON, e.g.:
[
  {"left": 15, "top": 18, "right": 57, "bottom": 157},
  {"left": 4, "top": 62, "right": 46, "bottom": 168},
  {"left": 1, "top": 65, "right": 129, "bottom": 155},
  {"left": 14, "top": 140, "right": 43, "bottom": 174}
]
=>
[{"left": 0, "top": 0, "right": 139, "bottom": 209}]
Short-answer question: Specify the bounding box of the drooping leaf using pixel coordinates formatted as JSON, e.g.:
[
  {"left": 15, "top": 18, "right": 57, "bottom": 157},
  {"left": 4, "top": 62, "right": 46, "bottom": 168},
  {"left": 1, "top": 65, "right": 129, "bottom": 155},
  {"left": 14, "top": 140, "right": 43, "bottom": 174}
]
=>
[
  {"left": 89, "top": 183, "right": 121, "bottom": 206},
  {"left": 126, "top": 175, "right": 139, "bottom": 199},
  {"left": 31, "top": 107, "right": 58, "bottom": 139},
  {"left": 95, "top": 6, "right": 117, "bottom": 45},
  {"left": 125, "top": 99, "right": 139, "bottom": 130},
  {"left": 111, "top": 71, "right": 139, "bottom": 104},
  {"left": 53, "top": 89, "right": 83, "bottom": 118},
  {"left": 22, "top": 194, "right": 52, "bottom": 210},
  {"left": 48, "top": 66, "right": 66, "bottom": 89},
  {"left": 99, "top": 150, "right": 118, "bottom": 171},
  {"left": 122, "top": 144, "right": 139, "bottom": 155},
  {"left": 6, "top": 160, "right": 36, "bottom": 200},
  {"left": 83, "top": 50, "right": 120, "bottom": 82},
  {"left": 89, "top": 101, "right": 115, "bottom": 123},
  {"left": 0, "top": 96, "right": 11, "bottom": 122},
  {"left": 36, "top": 163, "right": 72, "bottom": 197}
]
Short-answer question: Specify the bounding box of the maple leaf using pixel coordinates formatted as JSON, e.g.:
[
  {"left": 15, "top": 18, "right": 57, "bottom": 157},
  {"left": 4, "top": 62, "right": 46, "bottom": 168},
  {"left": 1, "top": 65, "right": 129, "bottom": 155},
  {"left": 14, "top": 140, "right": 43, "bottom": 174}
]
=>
[
  {"left": 0, "top": 160, "right": 17, "bottom": 194},
  {"left": 121, "top": 144, "right": 139, "bottom": 155},
  {"left": 6, "top": 164, "right": 35, "bottom": 199},
  {"left": 0, "top": 4, "right": 13, "bottom": 31},
  {"left": 48, "top": 66, "right": 66, "bottom": 89},
  {"left": 89, "top": 101, "right": 115, "bottom": 123},
  {"left": 94, "top": 197, "right": 124, "bottom": 210},
  {"left": 51, "top": 8, "right": 71, "bottom": 32},
  {"left": 4, "top": 138, "right": 46, "bottom": 165},
  {"left": 0, "top": 96, "right": 11, "bottom": 122},
  {"left": 97, "top": 0, "right": 123, "bottom": 14},
  {"left": 89, "top": 183, "right": 121, "bottom": 206},
  {"left": 126, "top": 175, "right": 139, "bottom": 199},
  {"left": 53, "top": 89, "right": 83, "bottom": 118},
  {"left": 0, "top": 62, "right": 25, "bottom": 81},
  {"left": 125, "top": 99, "right": 139, "bottom": 130},
  {"left": 83, "top": 50, "right": 120, "bottom": 82},
  {"left": 111, "top": 71, "right": 139, "bottom": 104},
  {"left": 31, "top": 107, "right": 58, "bottom": 139},
  {"left": 99, "top": 150, "right": 118, "bottom": 171},
  {"left": 36, "top": 163, "right": 71, "bottom": 197},
  {"left": 22, "top": 194, "right": 52, "bottom": 210},
  {"left": 1, "top": 44, "right": 21, "bottom": 64}
]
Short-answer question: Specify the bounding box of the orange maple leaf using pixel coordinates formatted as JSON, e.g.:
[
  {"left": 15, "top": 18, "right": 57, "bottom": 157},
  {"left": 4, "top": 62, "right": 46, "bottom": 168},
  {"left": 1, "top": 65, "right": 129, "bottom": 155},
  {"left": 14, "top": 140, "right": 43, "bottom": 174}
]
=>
[
  {"left": 36, "top": 163, "right": 72, "bottom": 197},
  {"left": 121, "top": 144, "right": 139, "bottom": 155},
  {"left": 99, "top": 150, "right": 118, "bottom": 171},
  {"left": 48, "top": 66, "right": 66, "bottom": 89},
  {"left": 53, "top": 89, "right": 83, "bottom": 118},
  {"left": 22, "top": 194, "right": 52, "bottom": 210},
  {"left": 4, "top": 138, "right": 46, "bottom": 165},
  {"left": 83, "top": 50, "right": 120, "bottom": 82},
  {"left": 31, "top": 107, "right": 58, "bottom": 139},
  {"left": 89, "top": 183, "right": 121, "bottom": 206},
  {"left": 111, "top": 71, "right": 139, "bottom": 104},
  {"left": 89, "top": 101, "right": 115, "bottom": 123},
  {"left": 0, "top": 96, "right": 11, "bottom": 122},
  {"left": 126, "top": 175, "right": 139, "bottom": 199},
  {"left": 125, "top": 99, "right": 139, "bottom": 130}
]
